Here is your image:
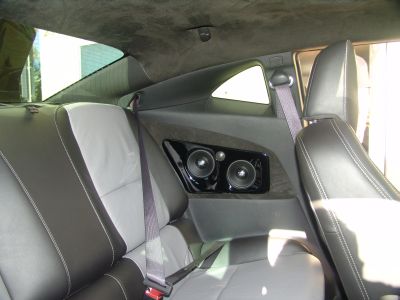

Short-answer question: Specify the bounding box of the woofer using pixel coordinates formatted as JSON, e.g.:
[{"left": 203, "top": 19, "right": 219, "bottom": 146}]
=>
[
  {"left": 187, "top": 149, "right": 215, "bottom": 178},
  {"left": 227, "top": 160, "right": 256, "bottom": 189}
]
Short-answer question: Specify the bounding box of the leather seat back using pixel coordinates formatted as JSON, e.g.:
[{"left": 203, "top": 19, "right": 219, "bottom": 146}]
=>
[
  {"left": 0, "top": 104, "right": 128, "bottom": 299},
  {"left": 296, "top": 40, "right": 400, "bottom": 300},
  {"left": 60, "top": 103, "right": 194, "bottom": 278},
  {"left": 0, "top": 102, "right": 190, "bottom": 300}
]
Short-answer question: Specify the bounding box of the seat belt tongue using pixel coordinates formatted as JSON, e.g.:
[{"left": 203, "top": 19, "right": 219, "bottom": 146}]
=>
[{"left": 143, "top": 277, "right": 173, "bottom": 299}]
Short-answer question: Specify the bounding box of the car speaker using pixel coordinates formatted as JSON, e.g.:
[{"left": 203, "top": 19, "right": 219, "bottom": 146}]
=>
[
  {"left": 187, "top": 149, "right": 215, "bottom": 178},
  {"left": 227, "top": 160, "right": 256, "bottom": 190}
]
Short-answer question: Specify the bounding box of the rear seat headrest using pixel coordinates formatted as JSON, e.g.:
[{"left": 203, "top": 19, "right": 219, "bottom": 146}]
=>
[{"left": 303, "top": 40, "right": 359, "bottom": 130}]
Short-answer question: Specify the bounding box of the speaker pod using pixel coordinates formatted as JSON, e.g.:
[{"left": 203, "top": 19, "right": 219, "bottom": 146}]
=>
[
  {"left": 187, "top": 149, "right": 215, "bottom": 178},
  {"left": 227, "top": 160, "right": 256, "bottom": 190}
]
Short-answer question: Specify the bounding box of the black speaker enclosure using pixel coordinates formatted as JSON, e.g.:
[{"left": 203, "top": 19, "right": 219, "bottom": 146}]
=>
[{"left": 163, "top": 140, "right": 269, "bottom": 194}]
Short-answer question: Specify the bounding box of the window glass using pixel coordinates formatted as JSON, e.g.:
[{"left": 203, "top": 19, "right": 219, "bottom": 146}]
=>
[
  {"left": 1, "top": 20, "right": 123, "bottom": 103},
  {"left": 212, "top": 65, "right": 270, "bottom": 104},
  {"left": 297, "top": 42, "right": 400, "bottom": 190}
]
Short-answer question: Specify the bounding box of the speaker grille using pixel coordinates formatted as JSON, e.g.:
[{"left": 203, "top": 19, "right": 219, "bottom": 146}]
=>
[
  {"left": 227, "top": 160, "right": 256, "bottom": 189},
  {"left": 187, "top": 149, "right": 215, "bottom": 178}
]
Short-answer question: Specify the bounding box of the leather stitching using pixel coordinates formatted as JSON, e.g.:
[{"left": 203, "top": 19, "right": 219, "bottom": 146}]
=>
[
  {"left": 336, "top": 119, "right": 396, "bottom": 194},
  {"left": 298, "top": 137, "right": 369, "bottom": 299},
  {"left": 330, "top": 211, "right": 369, "bottom": 300},
  {"left": 340, "top": 125, "right": 398, "bottom": 195},
  {"left": 298, "top": 138, "right": 325, "bottom": 199},
  {"left": 0, "top": 151, "right": 72, "bottom": 297},
  {"left": 299, "top": 138, "right": 327, "bottom": 198},
  {"left": 298, "top": 138, "right": 335, "bottom": 230},
  {"left": 331, "top": 119, "right": 391, "bottom": 199},
  {"left": 104, "top": 274, "right": 128, "bottom": 300},
  {"left": 54, "top": 106, "right": 115, "bottom": 266}
]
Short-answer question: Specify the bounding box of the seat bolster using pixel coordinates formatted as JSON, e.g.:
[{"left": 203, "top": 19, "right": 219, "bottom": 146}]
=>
[
  {"left": 296, "top": 118, "right": 399, "bottom": 205},
  {"left": 0, "top": 155, "right": 68, "bottom": 300},
  {"left": 0, "top": 105, "right": 131, "bottom": 298},
  {"left": 69, "top": 258, "right": 145, "bottom": 300}
]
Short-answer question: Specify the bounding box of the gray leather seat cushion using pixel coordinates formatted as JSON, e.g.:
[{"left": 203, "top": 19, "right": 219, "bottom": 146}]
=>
[{"left": 168, "top": 240, "right": 323, "bottom": 300}]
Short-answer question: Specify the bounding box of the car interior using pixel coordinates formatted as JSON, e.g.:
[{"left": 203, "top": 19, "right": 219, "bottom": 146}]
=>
[{"left": 0, "top": 1, "right": 400, "bottom": 300}]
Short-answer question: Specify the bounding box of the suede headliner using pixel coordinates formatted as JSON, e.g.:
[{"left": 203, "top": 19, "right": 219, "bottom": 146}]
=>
[{"left": 1, "top": 0, "right": 399, "bottom": 82}]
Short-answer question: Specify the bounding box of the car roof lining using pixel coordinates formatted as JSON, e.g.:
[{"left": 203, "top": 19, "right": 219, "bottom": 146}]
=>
[{"left": 1, "top": 0, "right": 400, "bottom": 82}]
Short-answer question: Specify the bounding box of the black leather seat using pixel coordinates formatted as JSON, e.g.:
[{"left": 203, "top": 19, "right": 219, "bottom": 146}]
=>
[
  {"left": 0, "top": 103, "right": 324, "bottom": 299},
  {"left": 296, "top": 40, "right": 400, "bottom": 300}
]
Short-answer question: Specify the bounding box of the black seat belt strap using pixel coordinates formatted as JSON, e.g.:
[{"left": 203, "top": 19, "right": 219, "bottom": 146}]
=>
[
  {"left": 132, "top": 94, "right": 223, "bottom": 299},
  {"left": 132, "top": 95, "right": 172, "bottom": 299},
  {"left": 166, "top": 241, "right": 224, "bottom": 285}
]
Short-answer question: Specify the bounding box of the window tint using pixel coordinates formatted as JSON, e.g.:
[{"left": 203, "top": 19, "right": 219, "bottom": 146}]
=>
[
  {"left": 297, "top": 42, "right": 400, "bottom": 190},
  {"left": 212, "top": 65, "right": 270, "bottom": 104},
  {"left": 1, "top": 20, "right": 123, "bottom": 103}
]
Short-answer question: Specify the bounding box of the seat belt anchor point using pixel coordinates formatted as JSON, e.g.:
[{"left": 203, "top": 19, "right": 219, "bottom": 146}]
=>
[{"left": 268, "top": 70, "right": 294, "bottom": 89}]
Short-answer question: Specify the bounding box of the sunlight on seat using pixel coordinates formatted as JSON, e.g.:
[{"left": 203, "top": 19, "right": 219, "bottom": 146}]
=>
[
  {"left": 267, "top": 229, "right": 307, "bottom": 266},
  {"left": 261, "top": 285, "right": 268, "bottom": 296},
  {"left": 202, "top": 241, "right": 231, "bottom": 280},
  {"left": 204, "top": 265, "right": 230, "bottom": 280},
  {"left": 318, "top": 198, "right": 400, "bottom": 287}
]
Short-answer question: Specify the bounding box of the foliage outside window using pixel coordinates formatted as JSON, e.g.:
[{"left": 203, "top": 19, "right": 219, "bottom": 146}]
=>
[{"left": 0, "top": 19, "right": 123, "bottom": 103}]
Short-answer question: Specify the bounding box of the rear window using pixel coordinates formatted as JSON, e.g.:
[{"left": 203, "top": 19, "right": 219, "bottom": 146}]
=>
[
  {"left": 0, "top": 19, "right": 123, "bottom": 103},
  {"left": 212, "top": 65, "right": 270, "bottom": 105}
]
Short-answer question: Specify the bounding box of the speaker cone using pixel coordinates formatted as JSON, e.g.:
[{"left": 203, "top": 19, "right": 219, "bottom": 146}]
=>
[
  {"left": 187, "top": 149, "right": 215, "bottom": 178},
  {"left": 227, "top": 160, "right": 256, "bottom": 189}
]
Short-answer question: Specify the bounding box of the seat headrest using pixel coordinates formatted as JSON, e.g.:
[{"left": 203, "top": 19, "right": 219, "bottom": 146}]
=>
[{"left": 303, "top": 40, "right": 358, "bottom": 129}]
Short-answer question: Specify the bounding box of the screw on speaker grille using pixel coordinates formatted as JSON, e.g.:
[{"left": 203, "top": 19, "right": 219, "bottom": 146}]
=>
[
  {"left": 227, "top": 160, "right": 256, "bottom": 189},
  {"left": 187, "top": 149, "right": 215, "bottom": 178}
]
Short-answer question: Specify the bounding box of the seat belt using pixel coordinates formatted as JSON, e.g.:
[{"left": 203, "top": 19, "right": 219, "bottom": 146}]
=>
[
  {"left": 269, "top": 70, "right": 302, "bottom": 141},
  {"left": 166, "top": 241, "right": 224, "bottom": 285},
  {"left": 269, "top": 73, "right": 342, "bottom": 298},
  {"left": 132, "top": 94, "right": 172, "bottom": 299},
  {"left": 132, "top": 94, "right": 224, "bottom": 299}
]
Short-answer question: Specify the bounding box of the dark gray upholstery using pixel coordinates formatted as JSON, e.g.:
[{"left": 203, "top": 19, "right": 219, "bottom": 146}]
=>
[
  {"left": 296, "top": 40, "right": 400, "bottom": 300},
  {"left": 0, "top": 105, "right": 137, "bottom": 299}
]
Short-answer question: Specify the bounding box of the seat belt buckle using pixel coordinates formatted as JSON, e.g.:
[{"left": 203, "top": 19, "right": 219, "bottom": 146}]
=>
[
  {"left": 143, "top": 277, "right": 173, "bottom": 299},
  {"left": 144, "top": 288, "right": 165, "bottom": 300}
]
